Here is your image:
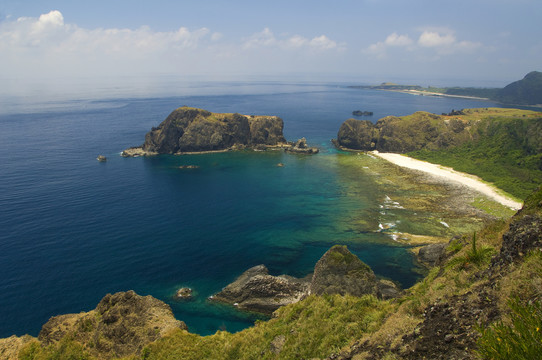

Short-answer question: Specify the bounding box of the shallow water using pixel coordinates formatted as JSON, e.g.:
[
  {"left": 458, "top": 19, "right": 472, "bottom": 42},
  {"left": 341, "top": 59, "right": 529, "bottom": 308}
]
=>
[{"left": 0, "top": 81, "right": 500, "bottom": 336}]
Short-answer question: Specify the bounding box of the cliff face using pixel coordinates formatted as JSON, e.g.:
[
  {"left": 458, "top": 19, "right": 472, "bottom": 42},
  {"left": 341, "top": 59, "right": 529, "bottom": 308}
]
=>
[
  {"left": 124, "top": 106, "right": 286, "bottom": 156},
  {"left": 335, "top": 110, "right": 470, "bottom": 153}
]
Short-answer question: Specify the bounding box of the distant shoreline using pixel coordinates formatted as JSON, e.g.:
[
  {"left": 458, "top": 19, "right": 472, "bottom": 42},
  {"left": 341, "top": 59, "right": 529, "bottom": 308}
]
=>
[{"left": 383, "top": 88, "right": 491, "bottom": 101}]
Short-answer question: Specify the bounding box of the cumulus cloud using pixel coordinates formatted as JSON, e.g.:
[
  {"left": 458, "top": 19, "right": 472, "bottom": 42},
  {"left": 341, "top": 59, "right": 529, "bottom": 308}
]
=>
[
  {"left": 242, "top": 28, "right": 341, "bottom": 51},
  {"left": 365, "top": 29, "right": 481, "bottom": 58},
  {"left": 418, "top": 31, "right": 456, "bottom": 47},
  {"left": 363, "top": 32, "right": 412, "bottom": 58},
  {"left": 384, "top": 32, "right": 413, "bottom": 47},
  {"left": 0, "top": 10, "right": 227, "bottom": 77}
]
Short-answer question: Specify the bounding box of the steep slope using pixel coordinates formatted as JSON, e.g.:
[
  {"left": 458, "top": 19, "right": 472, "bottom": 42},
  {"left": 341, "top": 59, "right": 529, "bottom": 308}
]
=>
[{"left": 122, "top": 106, "right": 287, "bottom": 156}]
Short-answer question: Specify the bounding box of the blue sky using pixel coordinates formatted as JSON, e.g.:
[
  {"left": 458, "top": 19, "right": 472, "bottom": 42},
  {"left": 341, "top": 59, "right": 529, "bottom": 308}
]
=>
[{"left": 1, "top": 0, "right": 540, "bottom": 86}]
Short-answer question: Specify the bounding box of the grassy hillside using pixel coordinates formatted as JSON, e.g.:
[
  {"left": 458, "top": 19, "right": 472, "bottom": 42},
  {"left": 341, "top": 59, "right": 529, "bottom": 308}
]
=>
[{"left": 408, "top": 108, "right": 542, "bottom": 199}]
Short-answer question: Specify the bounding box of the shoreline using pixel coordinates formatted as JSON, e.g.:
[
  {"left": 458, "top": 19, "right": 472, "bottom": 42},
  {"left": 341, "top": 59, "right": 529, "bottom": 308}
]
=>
[{"left": 371, "top": 151, "right": 523, "bottom": 211}]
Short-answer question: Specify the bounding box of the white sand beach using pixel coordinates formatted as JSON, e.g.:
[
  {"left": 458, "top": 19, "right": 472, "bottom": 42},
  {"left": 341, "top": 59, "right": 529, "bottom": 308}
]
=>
[{"left": 371, "top": 151, "right": 523, "bottom": 211}]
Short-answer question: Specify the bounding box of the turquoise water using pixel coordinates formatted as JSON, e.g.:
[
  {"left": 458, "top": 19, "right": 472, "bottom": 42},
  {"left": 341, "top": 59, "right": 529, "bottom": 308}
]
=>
[{"left": 0, "top": 81, "right": 500, "bottom": 337}]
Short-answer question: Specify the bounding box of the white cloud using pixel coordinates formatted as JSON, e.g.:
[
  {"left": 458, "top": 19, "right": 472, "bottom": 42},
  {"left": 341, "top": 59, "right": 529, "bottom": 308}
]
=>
[
  {"left": 242, "top": 27, "right": 276, "bottom": 49},
  {"left": 385, "top": 32, "right": 413, "bottom": 47},
  {"left": 418, "top": 31, "right": 456, "bottom": 47},
  {"left": 365, "top": 30, "right": 482, "bottom": 59},
  {"left": 309, "top": 35, "right": 337, "bottom": 50},
  {"left": 363, "top": 32, "right": 412, "bottom": 58},
  {"left": 243, "top": 28, "right": 342, "bottom": 51}
]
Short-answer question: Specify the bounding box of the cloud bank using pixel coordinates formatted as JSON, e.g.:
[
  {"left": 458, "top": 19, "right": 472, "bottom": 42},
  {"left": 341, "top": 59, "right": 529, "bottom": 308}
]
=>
[{"left": 0, "top": 10, "right": 343, "bottom": 78}]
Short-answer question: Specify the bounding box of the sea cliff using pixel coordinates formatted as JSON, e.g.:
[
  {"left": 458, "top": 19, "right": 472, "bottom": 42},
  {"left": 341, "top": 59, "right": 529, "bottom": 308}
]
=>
[{"left": 122, "top": 106, "right": 288, "bottom": 156}]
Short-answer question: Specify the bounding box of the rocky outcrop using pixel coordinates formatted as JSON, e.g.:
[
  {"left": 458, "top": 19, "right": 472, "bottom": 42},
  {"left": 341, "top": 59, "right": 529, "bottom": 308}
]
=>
[
  {"left": 285, "top": 137, "right": 319, "bottom": 154},
  {"left": 211, "top": 265, "right": 310, "bottom": 315},
  {"left": 0, "top": 335, "right": 34, "bottom": 360},
  {"left": 418, "top": 243, "right": 448, "bottom": 267},
  {"left": 213, "top": 246, "right": 400, "bottom": 315},
  {"left": 122, "top": 106, "right": 287, "bottom": 156},
  {"left": 38, "top": 290, "right": 186, "bottom": 359},
  {"left": 494, "top": 186, "right": 542, "bottom": 267},
  {"left": 310, "top": 245, "right": 378, "bottom": 297}
]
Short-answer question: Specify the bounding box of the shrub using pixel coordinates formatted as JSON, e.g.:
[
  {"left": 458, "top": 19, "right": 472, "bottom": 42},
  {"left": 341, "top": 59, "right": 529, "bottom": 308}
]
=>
[{"left": 477, "top": 297, "right": 542, "bottom": 359}]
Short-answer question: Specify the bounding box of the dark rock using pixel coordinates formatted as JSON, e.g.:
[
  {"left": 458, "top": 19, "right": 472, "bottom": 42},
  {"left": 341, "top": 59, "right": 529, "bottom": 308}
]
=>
[
  {"left": 418, "top": 243, "right": 448, "bottom": 267},
  {"left": 310, "top": 245, "right": 378, "bottom": 297},
  {"left": 335, "top": 119, "right": 378, "bottom": 151},
  {"left": 211, "top": 265, "right": 310, "bottom": 315},
  {"left": 352, "top": 110, "right": 373, "bottom": 116},
  {"left": 285, "top": 137, "right": 319, "bottom": 154},
  {"left": 494, "top": 187, "right": 541, "bottom": 266},
  {"left": 377, "top": 279, "right": 402, "bottom": 300}
]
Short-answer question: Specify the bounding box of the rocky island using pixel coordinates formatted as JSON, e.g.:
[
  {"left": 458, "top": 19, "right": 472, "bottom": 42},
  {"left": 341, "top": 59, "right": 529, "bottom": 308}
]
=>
[{"left": 122, "top": 106, "right": 288, "bottom": 156}]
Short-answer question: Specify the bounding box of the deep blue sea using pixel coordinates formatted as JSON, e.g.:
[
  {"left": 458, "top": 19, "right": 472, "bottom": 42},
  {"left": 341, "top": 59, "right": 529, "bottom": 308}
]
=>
[{"left": 0, "top": 80, "right": 500, "bottom": 337}]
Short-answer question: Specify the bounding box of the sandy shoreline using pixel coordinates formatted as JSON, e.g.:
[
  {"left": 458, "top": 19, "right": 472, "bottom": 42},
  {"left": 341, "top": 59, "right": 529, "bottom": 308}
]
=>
[{"left": 371, "top": 151, "right": 523, "bottom": 210}]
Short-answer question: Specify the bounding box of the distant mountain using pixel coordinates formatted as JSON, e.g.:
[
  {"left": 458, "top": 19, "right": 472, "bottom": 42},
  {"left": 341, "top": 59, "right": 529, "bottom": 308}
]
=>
[{"left": 494, "top": 71, "right": 542, "bottom": 105}]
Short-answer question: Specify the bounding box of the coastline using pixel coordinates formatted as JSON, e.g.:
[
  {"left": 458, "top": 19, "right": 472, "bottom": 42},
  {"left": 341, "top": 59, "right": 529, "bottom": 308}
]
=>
[{"left": 371, "top": 151, "right": 523, "bottom": 210}]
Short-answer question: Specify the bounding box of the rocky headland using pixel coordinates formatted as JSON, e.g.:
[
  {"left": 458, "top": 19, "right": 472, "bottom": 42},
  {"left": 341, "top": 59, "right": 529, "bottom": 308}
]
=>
[
  {"left": 0, "top": 290, "right": 187, "bottom": 360},
  {"left": 122, "top": 106, "right": 288, "bottom": 156},
  {"left": 211, "top": 245, "right": 401, "bottom": 315}
]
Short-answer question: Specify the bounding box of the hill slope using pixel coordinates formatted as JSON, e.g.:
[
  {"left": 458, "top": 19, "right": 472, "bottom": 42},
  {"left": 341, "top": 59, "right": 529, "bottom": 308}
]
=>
[{"left": 494, "top": 71, "right": 542, "bottom": 105}]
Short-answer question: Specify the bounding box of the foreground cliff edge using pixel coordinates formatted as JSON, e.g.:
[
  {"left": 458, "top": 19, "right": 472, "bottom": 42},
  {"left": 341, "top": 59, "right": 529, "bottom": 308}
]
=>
[
  {"left": 2, "top": 187, "right": 541, "bottom": 359},
  {"left": 121, "top": 106, "right": 318, "bottom": 156}
]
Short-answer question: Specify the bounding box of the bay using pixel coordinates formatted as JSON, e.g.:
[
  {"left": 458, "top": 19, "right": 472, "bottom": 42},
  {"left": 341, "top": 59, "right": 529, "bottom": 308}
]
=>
[{"left": 0, "top": 81, "right": 500, "bottom": 336}]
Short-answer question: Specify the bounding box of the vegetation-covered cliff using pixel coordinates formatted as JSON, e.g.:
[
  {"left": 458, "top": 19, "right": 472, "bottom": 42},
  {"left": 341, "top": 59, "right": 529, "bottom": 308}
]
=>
[
  {"left": 335, "top": 108, "right": 542, "bottom": 198},
  {"left": 493, "top": 71, "right": 542, "bottom": 105},
  {"left": 122, "top": 106, "right": 287, "bottom": 156}
]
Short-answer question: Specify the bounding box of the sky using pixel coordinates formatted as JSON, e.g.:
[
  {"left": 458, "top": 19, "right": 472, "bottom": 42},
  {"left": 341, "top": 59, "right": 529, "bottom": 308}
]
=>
[{"left": 1, "top": 0, "right": 541, "bottom": 87}]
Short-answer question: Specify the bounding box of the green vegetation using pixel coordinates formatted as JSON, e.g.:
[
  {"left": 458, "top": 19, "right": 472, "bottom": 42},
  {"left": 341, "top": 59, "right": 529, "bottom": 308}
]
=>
[
  {"left": 408, "top": 109, "right": 542, "bottom": 199},
  {"left": 446, "top": 232, "right": 495, "bottom": 270},
  {"left": 477, "top": 297, "right": 542, "bottom": 359},
  {"left": 494, "top": 71, "right": 542, "bottom": 105},
  {"left": 140, "top": 295, "right": 392, "bottom": 360},
  {"left": 19, "top": 337, "right": 91, "bottom": 360}
]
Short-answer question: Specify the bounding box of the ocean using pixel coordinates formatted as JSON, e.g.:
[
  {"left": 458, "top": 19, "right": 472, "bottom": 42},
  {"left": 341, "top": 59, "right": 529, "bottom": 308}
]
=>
[{"left": 0, "top": 80, "right": 500, "bottom": 337}]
